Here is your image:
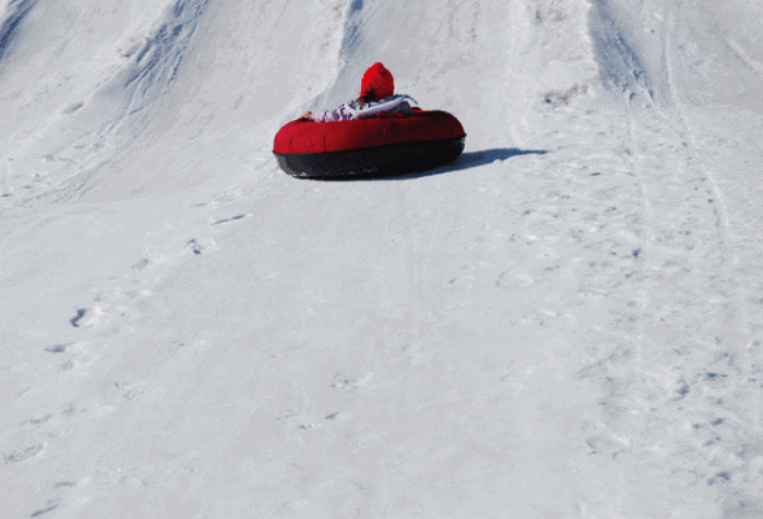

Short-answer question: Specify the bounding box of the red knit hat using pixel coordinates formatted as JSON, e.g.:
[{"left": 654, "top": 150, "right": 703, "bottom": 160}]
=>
[{"left": 359, "top": 62, "right": 394, "bottom": 101}]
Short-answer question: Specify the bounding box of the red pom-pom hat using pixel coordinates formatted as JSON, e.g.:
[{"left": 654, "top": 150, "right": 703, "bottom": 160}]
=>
[{"left": 360, "top": 62, "right": 395, "bottom": 101}]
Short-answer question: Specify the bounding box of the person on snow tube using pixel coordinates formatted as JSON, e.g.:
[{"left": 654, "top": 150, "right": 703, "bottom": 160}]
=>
[{"left": 301, "top": 62, "right": 416, "bottom": 122}]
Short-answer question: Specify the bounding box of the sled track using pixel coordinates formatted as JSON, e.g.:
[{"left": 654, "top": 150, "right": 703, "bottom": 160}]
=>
[
  {"left": 662, "top": 4, "right": 762, "bottom": 446},
  {"left": 664, "top": 5, "right": 733, "bottom": 261},
  {"left": 617, "top": 0, "right": 762, "bottom": 504}
]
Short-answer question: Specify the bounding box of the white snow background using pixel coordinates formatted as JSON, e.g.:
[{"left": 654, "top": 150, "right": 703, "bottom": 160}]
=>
[{"left": 2, "top": 0, "right": 763, "bottom": 517}]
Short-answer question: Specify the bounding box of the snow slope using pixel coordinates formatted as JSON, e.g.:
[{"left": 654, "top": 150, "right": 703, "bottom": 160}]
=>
[{"left": 2, "top": 0, "right": 763, "bottom": 517}]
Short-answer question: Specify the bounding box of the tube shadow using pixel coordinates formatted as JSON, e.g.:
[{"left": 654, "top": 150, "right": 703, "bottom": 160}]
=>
[
  {"left": 319, "top": 148, "right": 548, "bottom": 181},
  {"left": 422, "top": 147, "right": 548, "bottom": 176}
]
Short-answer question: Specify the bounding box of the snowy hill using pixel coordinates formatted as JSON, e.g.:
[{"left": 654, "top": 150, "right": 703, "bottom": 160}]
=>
[{"left": 2, "top": 0, "right": 763, "bottom": 517}]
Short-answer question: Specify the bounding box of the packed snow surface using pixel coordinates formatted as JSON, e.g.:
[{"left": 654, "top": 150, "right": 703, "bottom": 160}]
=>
[{"left": 2, "top": 0, "right": 763, "bottom": 517}]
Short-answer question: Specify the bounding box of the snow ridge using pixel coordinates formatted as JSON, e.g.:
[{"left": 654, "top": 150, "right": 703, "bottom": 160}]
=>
[
  {"left": 587, "top": 0, "right": 651, "bottom": 99},
  {"left": 107, "top": 0, "right": 212, "bottom": 135},
  {"left": 0, "top": 0, "right": 37, "bottom": 66},
  {"left": 4, "top": 0, "right": 213, "bottom": 205}
]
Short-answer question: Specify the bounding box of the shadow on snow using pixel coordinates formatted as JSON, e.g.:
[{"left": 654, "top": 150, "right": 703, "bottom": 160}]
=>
[{"left": 317, "top": 147, "right": 548, "bottom": 181}]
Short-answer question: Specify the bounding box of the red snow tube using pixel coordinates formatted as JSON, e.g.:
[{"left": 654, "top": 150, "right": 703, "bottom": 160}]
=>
[{"left": 273, "top": 108, "right": 466, "bottom": 178}]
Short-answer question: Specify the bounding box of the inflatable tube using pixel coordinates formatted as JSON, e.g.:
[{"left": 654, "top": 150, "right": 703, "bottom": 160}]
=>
[{"left": 273, "top": 109, "right": 466, "bottom": 178}]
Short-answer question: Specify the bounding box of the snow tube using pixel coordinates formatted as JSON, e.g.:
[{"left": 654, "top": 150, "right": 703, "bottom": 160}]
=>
[{"left": 273, "top": 109, "right": 466, "bottom": 178}]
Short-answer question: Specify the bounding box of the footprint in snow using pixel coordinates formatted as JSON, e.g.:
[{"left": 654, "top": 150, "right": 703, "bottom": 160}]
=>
[
  {"left": 70, "top": 309, "right": 87, "bottom": 327},
  {"left": 184, "top": 238, "right": 218, "bottom": 255},
  {"left": 325, "top": 411, "right": 350, "bottom": 421},
  {"left": 19, "top": 414, "right": 53, "bottom": 427},
  {"left": 331, "top": 372, "right": 373, "bottom": 391},
  {"left": 45, "top": 343, "right": 71, "bottom": 353},
  {"left": 186, "top": 239, "right": 203, "bottom": 255},
  {"left": 131, "top": 258, "right": 150, "bottom": 271},
  {"left": 274, "top": 410, "right": 318, "bottom": 431},
  {"left": 114, "top": 380, "right": 161, "bottom": 402},
  {"left": 211, "top": 214, "right": 248, "bottom": 225},
  {"left": 30, "top": 499, "right": 60, "bottom": 518},
  {"left": 3, "top": 442, "right": 46, "bottom": 465}
]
